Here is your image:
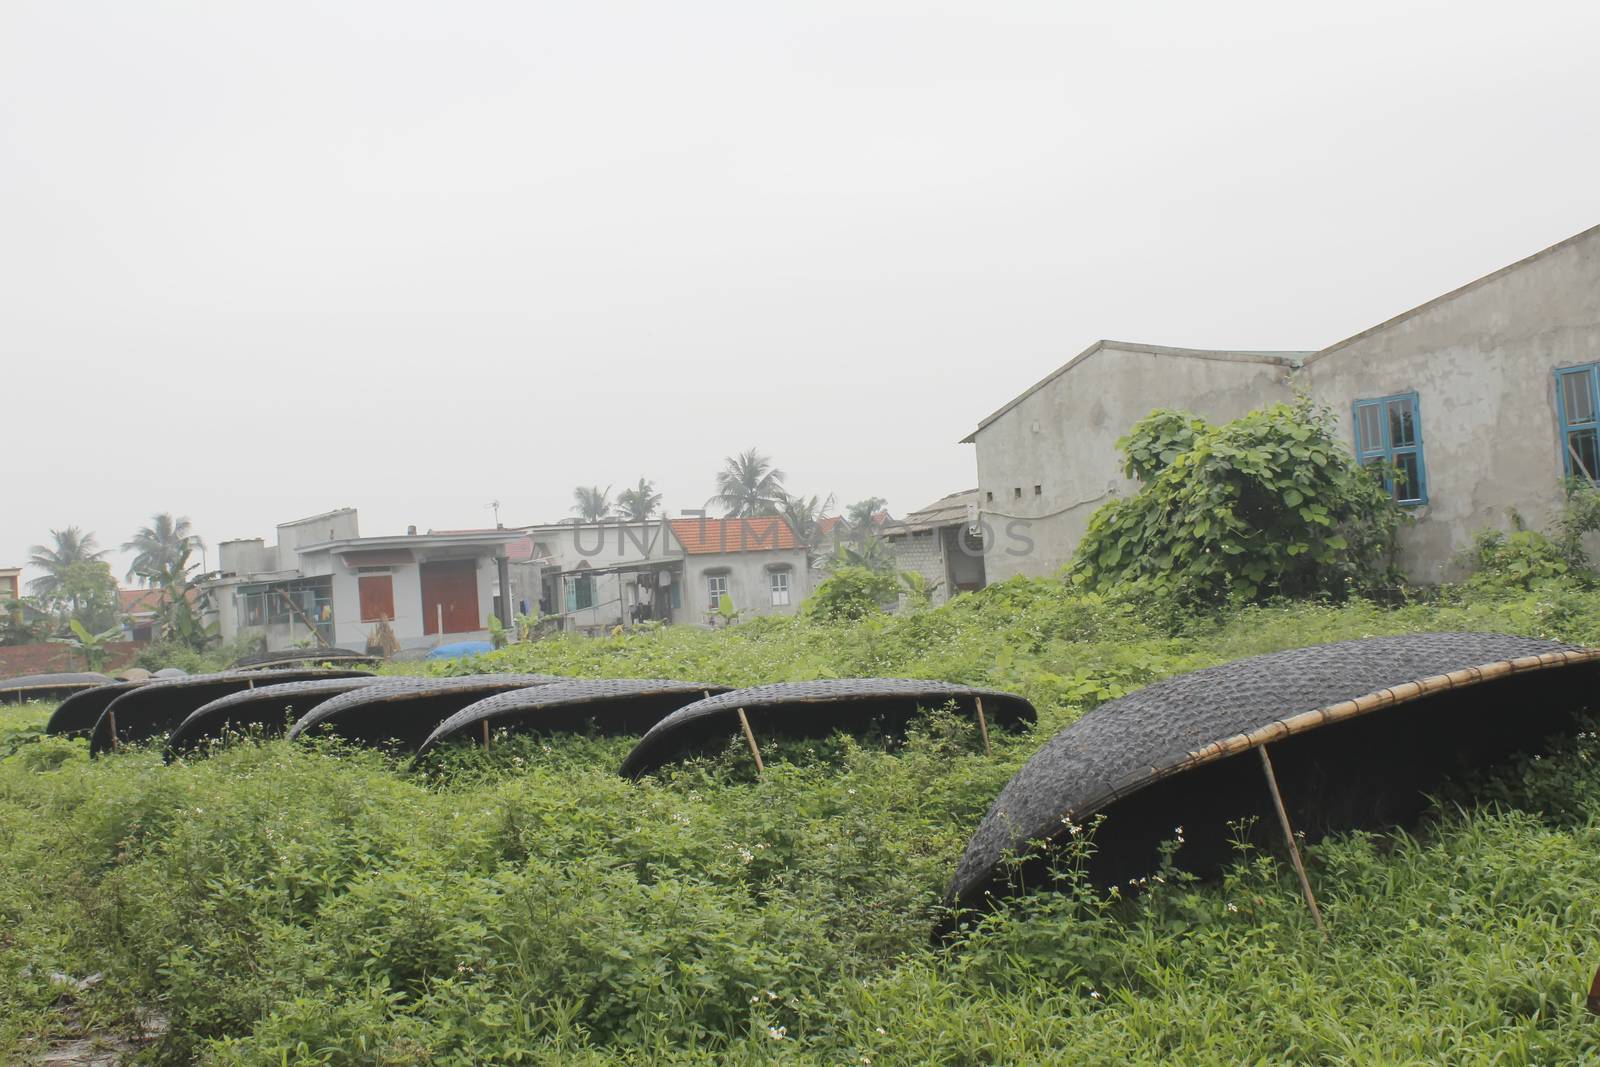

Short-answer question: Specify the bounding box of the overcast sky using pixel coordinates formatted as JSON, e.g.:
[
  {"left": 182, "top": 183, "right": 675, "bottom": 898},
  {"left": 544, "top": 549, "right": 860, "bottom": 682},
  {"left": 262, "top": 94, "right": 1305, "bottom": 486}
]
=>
[{"left": 3, "top": 1, "right": 1598, "bottom": 583}]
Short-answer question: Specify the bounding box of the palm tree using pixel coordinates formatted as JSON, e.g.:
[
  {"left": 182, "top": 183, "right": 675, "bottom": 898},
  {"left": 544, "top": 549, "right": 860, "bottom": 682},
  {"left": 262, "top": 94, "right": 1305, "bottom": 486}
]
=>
[
  {"left": 27, "top": 527, "right": 108, "bottom": 603},
  {"left": 572, "top": 485, "right": 613, "bottom": 522},
  {"left": 122, "top": 513, "right": 205, "bottom": 585},
  {"left": 845, "top": 496, "right": 889, "bottom": 536},
  {"left": 713, "top": 449, "right": 787, "bottom": 517},
  {"left": 615, "top": 478, "right": 662, "bottom": 522},
  {"left": 775, "top": 489, "right": 835, "bottom": 552}
]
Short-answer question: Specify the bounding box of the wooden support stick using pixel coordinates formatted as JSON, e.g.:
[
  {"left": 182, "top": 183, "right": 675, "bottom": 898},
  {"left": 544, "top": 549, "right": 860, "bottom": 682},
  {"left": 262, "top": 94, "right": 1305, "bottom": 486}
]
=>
[
  {"left": 974, "top": 695, "right": 991, "bottom": 755},
  {"left": 1258, "top": 744, "right": 1327, "bottom": 938},
  {"left": 107, "top": 709, "right": 118, "bottom": 750},
  {"left": 482, "top": 720, "right": 491, "bottom": 751},
  {"left": 735, "top": 707, "right": 764, "bottom": 778}
]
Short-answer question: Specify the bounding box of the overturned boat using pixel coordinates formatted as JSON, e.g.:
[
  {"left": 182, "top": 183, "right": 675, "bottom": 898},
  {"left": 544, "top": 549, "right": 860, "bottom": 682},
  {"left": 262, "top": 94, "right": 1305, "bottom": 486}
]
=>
[
  {"left": 945, "top": 633, "right": 1600, "bottom": 921},
  {"left": 620, "top": 678, "right": 1035, "bottom": 779}
]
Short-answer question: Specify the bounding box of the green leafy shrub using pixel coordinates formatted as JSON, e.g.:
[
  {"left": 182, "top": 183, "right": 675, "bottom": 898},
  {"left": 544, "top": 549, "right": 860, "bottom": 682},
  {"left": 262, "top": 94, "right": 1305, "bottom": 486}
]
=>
[
  {"left": 1118, "top": 408, "right": 1209, "bottom": 482},
  {"left": 806, "top": 565, "right": 897, "bottom": 621},
  {"left": 1554, "top": 477, "right": 1600, "bottom": 565},
  {"left": 1074, "top": 399, "right": 1406, "bottom": 604},
  {"left": 1461, "top": 527, "right": 1572, "bottom": 592}
]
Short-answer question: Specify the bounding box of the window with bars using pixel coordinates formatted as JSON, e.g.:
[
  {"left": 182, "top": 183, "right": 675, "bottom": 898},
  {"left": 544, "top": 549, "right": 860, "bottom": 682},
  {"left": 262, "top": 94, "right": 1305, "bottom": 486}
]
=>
[
  {"left": 1557, "top": 364, "right": 1599, "bottom": 482},
  {"left": 1353, "top": 392, "right": 1427, "bottom": 505},
  {"left": 706, "top": 574, "right": 729, "bottom": 611}
]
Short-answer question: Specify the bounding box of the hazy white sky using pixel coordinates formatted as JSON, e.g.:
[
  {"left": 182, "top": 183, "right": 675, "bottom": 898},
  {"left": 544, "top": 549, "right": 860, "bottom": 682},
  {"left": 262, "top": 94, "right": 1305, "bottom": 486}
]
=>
[{"left": 3, "top": 1, "right": 1598, "bottom": 582}]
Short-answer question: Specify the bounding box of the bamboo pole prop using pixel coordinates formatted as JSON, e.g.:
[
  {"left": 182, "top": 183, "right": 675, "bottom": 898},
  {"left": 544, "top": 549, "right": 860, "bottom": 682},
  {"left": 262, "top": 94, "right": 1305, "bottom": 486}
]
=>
[
  {"left": 107, "top": 709, "right": 118, "bottom": 750},
  {"left": 735, "top": 707, "right": 765, "bottom": 778},
  {"left": 974, "top": 695, "right": 991, "bottom": 755},
  {"left": 1257, "top": 744, "right": 1327, "bottom": 938},
  {"left": 482, "top": 719, "right": 491, "bottom": 752}
]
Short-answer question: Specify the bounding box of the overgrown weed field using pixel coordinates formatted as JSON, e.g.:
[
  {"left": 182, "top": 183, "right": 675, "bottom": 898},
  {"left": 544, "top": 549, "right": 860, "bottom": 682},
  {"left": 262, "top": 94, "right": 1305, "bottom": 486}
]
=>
[{"left": 3, "top": 579, "right": 1600, "bottom": 1064}]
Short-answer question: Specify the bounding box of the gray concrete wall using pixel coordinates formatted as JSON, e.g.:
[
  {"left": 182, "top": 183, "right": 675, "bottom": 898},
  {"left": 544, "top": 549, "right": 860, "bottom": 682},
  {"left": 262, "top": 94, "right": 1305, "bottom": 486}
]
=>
[
  {"left": 683, "top": 547, "right": 812, "bottom": 625},
  {"left": 274, "top": 509, "right": 358, "bottom": 569},
  {"left": 1301, "top": 225, "right": 1600, "bottom": 580},
  {"left": 970, "top": 342, "right": 1300, "bottom": 581}
]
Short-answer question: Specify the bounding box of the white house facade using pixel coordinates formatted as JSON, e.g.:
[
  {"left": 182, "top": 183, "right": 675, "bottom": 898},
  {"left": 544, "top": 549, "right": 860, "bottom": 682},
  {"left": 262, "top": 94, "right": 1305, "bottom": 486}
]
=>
[{"left": 204, "top": 509, "right": 518, "bottom": 653}]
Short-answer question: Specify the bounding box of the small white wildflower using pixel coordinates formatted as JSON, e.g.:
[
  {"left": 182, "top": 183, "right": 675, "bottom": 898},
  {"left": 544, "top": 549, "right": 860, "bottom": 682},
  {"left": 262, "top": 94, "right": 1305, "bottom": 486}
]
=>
[
  {"left": 767, "top": 1026, "right": 786, "bottom": 1040},
  {"left": 875, "top": 1026, "right": 886, "bottom": 1035},
  {"left": 847, "top": 788, "right": 857, "bottom": 796},
  {"left": 750, "top": 995, "right": 759, "bottom": 1003},
  {"left": 1089, "top": 990, "right": 1101, "bottom": 1000},
  {"left": 1226, "top": 902, "right": 1239, "bottom": 913},
  {"left": 739, "top": 848, "right": 754, "bottom": 863},
  {"left": 767, "top": 990, "right": 779, "bottom": 1001}
]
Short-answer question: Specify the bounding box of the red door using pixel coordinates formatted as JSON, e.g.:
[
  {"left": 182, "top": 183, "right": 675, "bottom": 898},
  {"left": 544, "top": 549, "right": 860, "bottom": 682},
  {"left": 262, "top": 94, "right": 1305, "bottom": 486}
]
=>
[{"left": 420, "top": 560, "right": 480, "bottom": 635}]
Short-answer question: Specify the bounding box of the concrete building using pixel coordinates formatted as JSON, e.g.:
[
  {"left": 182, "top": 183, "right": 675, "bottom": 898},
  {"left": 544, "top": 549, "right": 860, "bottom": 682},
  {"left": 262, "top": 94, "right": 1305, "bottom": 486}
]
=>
[
  {"left": 508, "top": 516, "right": 813, "bottom": 634},
  {"left": 524, "top": 519, "right": 684, "bottom": 634},
  {"left": 963, "top": 223, "right": 1600, "bottom": 583},
  {"left": 0, "top": 567, "right": 20, "bottom": 623},
  {"left": 119, "top": 587, "right": 162, "bottom": 642},
  {"left": 963, "top": 342, "right": 1307, "bottom": 582},
  {"left": 203, "top": 509, "right": 519, "bottom": 653},
  {"left": 1299, "top": 225, "right": 1600, "bottom": 580},
  {"left": 882, "top": 490, "right": 987, "bottom": 606},
  {"left": 668, "top": 517, "right": 812, "bottom": 625}
]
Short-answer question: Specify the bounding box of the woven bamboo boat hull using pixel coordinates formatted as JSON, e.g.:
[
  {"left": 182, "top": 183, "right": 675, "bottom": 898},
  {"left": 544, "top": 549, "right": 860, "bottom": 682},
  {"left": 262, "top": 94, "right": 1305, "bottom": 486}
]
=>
[
  {"left": 411, "top": 679, "right": 732, "bottom": 767},
  {"left": 163, "top": 676, "right": 387, "bottom": 758},
  {"left": 619, "top": 678, "right": 1036, "bottom": 779},
  {"left": 1, "top": 672, "right": 112, "bottom": 705},
  {"left": 88, "top": 669, "right": 371, "bottom": 756},
  {"left": 945, "top": 633, "right": 1600, "bottom": 918},
  {"left": 285, "top": 674, "right": 567, "bottom": 752}
]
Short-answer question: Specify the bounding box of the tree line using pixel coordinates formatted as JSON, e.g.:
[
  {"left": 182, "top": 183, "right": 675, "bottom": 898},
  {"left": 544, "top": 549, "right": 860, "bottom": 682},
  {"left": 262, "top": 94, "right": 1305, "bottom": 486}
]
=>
[
  {"left": 569, "top": 449, "right": 894, "bottom": 569},
  {"left": 3, "top": 514, "right": 212, "bottom": 661}
]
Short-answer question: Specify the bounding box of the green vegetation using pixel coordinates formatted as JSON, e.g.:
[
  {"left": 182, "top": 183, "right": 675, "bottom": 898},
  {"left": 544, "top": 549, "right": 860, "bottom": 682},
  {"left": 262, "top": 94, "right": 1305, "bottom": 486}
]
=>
[
  {"left": 122, "top": 513, "right": 206, "bottom": 589},
  {"left": 1074, "top": 400, "right": 1406, "bottom": 605},
  {"left": 49, "top": 617, "right": 123, "bottom": 672},
  {"left": 3, "top": 570, "right": 1600, "bottom": 1064},
  {"left": 713, "top": 449, "right": 787, "bottom": 518},
  {"left": 616, "top": 479, "right": 663, "bottom": 523}
]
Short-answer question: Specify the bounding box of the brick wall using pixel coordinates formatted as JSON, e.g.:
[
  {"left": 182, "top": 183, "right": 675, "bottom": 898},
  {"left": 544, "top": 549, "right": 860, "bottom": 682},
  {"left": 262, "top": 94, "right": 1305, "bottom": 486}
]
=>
[
  {"left": 0, "top": 641, "right": 147, "bottom": 678},
  {"left": 888, "top": 530, "right": 949, "bottom": 608}
]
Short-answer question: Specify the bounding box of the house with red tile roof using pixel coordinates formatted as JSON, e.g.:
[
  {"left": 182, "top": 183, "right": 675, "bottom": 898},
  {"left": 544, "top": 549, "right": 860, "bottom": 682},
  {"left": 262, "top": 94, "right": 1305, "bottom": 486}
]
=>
[
  {"left": 666, "top": 516, "right": 811, "bottom": 625},
  {"left": 510, "top": 515, "right": 814, "bottom": 633},
  {"left": 119, "top": 586, "right": 164, "bottom": 641}
]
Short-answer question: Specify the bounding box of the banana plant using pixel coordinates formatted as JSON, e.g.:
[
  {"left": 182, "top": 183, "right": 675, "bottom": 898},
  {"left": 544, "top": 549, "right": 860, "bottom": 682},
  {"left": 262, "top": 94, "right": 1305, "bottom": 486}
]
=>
[{"left": 52, "top": 618, "right": 123, "bottom": 672}]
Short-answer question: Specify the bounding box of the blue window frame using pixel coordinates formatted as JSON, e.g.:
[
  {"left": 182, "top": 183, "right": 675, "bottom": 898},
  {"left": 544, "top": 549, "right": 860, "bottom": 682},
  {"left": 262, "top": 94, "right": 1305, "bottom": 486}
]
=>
[
  {"left": 1556, "top": 363, "right": 1600, "bottom": 482},
  {"left": 1352, "top": 392, "right": 1427, "bottom": 505}
]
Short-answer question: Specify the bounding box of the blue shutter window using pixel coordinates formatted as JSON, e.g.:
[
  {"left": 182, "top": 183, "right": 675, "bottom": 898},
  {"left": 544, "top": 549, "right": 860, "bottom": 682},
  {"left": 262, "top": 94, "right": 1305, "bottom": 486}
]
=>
[
  {"left": 1556, "top": 364, "right": 1600, "bottom": 482},
  {"left": 1352, "top": 392, "right": 1427, "bottom": 505}
]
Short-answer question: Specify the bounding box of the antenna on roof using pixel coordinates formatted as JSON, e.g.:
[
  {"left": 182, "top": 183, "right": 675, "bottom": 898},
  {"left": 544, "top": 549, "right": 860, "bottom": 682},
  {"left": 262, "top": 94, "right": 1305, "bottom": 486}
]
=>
[{"left": 487, "top": 500, "right": 502, "bottom": 529}]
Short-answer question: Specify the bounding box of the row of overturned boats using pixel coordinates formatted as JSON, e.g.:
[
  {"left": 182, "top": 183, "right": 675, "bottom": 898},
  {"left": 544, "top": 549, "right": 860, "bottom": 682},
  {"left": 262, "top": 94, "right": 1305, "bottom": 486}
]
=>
[{"left": 5, "top": 631, "right": 1597, "bottom": 926}]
